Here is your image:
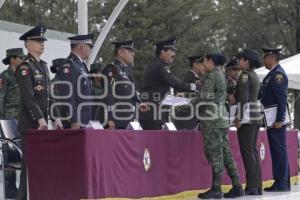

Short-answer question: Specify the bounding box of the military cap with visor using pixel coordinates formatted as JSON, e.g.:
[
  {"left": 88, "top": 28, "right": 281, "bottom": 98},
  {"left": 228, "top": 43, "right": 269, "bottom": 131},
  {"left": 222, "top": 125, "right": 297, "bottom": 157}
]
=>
[
  {"left": 112, "top": 40, "right": 135, "bottom": 51},
  {"left": 68, "top": 33, "right": 94, "bottom": 47},
  {"left": 262, "top": 47, "right": 282, "bottom": 56},
  {"left": 19, "top": 25, "right": 47, "bottom": 41},
  {"left": 154, "top": 36, "right": 177, "bottom": 51}
]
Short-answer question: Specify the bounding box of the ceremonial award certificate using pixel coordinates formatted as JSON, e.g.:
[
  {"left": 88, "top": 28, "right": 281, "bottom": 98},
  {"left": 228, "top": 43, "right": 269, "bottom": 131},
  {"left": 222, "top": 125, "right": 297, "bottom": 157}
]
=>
[{"left": 263, "top": 104, "right": 291, "bottom": 128}]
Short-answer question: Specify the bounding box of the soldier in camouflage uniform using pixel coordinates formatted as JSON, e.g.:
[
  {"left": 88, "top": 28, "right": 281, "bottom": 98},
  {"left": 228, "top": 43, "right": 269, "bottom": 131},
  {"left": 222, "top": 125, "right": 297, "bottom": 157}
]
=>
[
  {"left": 195, "top": 53, "right": 244, "bottom": 199},
  {"left": 0, "top": 48, "right": 24, "bottom": 198}
]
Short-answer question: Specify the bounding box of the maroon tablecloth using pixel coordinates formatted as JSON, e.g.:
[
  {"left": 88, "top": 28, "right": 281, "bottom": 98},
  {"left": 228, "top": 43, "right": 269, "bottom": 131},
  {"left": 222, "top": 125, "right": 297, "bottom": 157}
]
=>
[{"left": 26, "top": 129, "right": 299, "bottom": 200}]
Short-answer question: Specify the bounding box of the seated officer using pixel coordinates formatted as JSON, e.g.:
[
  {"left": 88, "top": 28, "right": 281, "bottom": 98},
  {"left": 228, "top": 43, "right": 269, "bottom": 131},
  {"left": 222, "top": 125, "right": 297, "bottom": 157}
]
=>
[{"left": 102, "top": 40, "right": 149, "bottom": 129}]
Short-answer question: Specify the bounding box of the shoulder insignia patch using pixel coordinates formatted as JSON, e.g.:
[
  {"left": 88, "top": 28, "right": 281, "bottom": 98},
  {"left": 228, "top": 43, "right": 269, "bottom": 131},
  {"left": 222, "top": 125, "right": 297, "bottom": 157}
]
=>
[
  {"left": 165, "top": 66, "right": 171, "bottom": 74},
  {"left": 241, "top": 73, "right": 249, "bottom": 84},
  {"left": 0, "top": 78, "right": 4, "bottom": 89},
  {"left": 275, "top": 73, "right": 283, "bottom": 84},
  {"left": 63, "top": 63, "right": 71, "bottom": 68},
  {"left": 63, "top": 64, "right": 71, "bottom": 74},
  {"left": 19, "top": 65, "right": 29, "bottom": 76},
  {"left": 103, "top": 64, "right": 115, "bottom": 77}
]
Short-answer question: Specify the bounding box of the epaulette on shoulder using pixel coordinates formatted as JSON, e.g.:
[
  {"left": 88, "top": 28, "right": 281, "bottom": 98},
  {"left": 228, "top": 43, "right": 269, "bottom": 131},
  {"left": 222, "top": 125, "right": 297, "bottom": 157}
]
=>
[
  {"left": 103, "top": 63, "right": 118, "bottom": 78},
  {"left": 18, "top": 61, "right": 30, "bottom": 70},
  {"left": 56, "top": 59, "right": 74, "bottom": 75},
  {"left": 103, "top": 63, "right": 115, "bottom": 71},
  {"left": 61, "top": 60, "right": 72, "bottom": 69},
  {"left": 40, "top": 59, "right": 47, "bottom": 64},
  {"left": 22, "top": 59, "right": 30, "bottom": 65},
  {"left": 68, "top": 57, "right": 74, "bottom": 64}
]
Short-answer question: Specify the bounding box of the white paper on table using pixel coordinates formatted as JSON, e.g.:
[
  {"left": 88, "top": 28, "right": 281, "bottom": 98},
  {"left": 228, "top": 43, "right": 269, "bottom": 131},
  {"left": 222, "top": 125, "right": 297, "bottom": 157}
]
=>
[
  {"left": 86, "top": 121, "right": 104, "bottom": 129},
  {"left": 263, "top": 105, "right": 291, "bottom": 128},
  {"left": 160, "top": 95, "right": 191, "bottom": 106}
]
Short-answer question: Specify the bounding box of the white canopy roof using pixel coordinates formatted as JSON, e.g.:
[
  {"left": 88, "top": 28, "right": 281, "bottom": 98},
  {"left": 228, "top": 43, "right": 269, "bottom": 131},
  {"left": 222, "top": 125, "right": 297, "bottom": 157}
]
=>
[{"left": 255, "top": 53, "right": 300, "bottom": 90}]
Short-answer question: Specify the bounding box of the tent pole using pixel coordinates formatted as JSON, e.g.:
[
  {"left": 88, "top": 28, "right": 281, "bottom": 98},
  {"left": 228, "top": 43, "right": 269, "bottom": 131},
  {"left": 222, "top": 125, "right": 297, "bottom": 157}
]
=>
[
  {"left": 78, "top": 0, "right": 88, "bottom": 34},
  {"left": 0, "top": 0, "right": 6, "bottom": 9},
  {"left": 88, "top": 0, "right": 129, "bottom": 65}
]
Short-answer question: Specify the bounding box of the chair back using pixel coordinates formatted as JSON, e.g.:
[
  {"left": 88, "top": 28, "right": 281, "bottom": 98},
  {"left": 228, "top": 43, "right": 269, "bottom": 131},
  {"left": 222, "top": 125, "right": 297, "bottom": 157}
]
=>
[{"left": 0, "top": 119, "right": 20, "bottom": 140}]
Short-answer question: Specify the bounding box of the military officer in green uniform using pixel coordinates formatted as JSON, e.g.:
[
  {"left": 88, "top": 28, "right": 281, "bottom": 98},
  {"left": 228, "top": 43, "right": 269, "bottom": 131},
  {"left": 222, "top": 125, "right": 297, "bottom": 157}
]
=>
[
  {"left": 173, "top": 55, "right": 205, "bottom": 130},
  {"left": 90, "top": 62, "right": 106, "bottom": 124},
  {"left": 0, "top": 48, "right": 24, "bottom": 198},
  {"left": 16, "top": 26, "right": 63, "bottom": 200},
  {"left": 234, "top": 49, "right": 262, "bottom": 195},
  {"left": 102, "top": 40, "right": 149, "bottom": 129},
  {"left": 195, "top": 53, "right": 244, "bottom": 199},
  {"left": 225, "top": 58, "right": 240, "bottom": 110}
]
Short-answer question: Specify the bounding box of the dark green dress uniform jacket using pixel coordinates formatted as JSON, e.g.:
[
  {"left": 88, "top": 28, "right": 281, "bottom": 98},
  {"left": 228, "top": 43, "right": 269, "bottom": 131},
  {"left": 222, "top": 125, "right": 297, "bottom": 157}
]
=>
[
  {"left": 173, "top": 70, "right": 201, "bottom": 129},
  {"left": 16, "top": 54, "right": 50, "bottom": 133},
  {"left": 235, "top": 69, "right": 261, "bottom": 124},
  {"left": 92, "top": 80, "right": 105, "bottom": 124},
  {"left": 102, "top": 59, "right": 140, "bottom": 129},
  {"left": 139, "top": 57, "right": 193, "bottom": 126}
]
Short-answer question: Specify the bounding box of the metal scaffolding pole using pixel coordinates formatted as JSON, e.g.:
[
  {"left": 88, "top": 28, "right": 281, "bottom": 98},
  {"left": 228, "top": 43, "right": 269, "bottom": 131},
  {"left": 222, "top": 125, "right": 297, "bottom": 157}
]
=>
[
  {"left": 88, "top": 0, "right": 129, "bottom": 65},
  {"left": 78, "top": 0, "right": 88, "bottom": 34}
]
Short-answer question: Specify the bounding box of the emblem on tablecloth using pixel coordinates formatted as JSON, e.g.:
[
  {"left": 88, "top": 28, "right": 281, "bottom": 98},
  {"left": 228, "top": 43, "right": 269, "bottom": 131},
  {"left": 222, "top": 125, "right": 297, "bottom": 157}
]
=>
[
  {"left": 143, "top": 148, "right": 151, "bottom": 172},
  {"left": 260, "top": 142, "right": 265, "bottom": 161}
]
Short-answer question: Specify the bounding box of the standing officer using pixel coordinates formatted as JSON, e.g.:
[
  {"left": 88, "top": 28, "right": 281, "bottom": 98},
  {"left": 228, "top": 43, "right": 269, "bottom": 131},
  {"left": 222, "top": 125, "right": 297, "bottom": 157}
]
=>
[
  {"left": 234, "top": 49, "right": 262, "bottom": 195},
  {"left": 54, "top": 34, "right": 94, "bottom": 129},
  {"left": 173, "top": 54, "right": 205, "bottom": 130},
  {"left": 261, "top": 47, "right": 290, "bottom": 191},
  {"left": 139, "top": 37, "right": 199, "bottom": 130},
  {"left": 16, "top": 25, "right": 63, "bottom": 200},
  {"left": 195, "top": 53, "right": 244, "bottom": 199},
  {"left": 49, "top": 58, "right": 69, "bottom": 126},
  {"left": 0, "top": 48, "right": 24, "bottom": 198},
  {"left": 102, "top": 40, "right": 148, "bottom": 129},
  {"left": 90, "top": 63, "right": 106, "bottom": 124},
  {"left": 183, "top": 55, "right": 206, "bottom": 83},
  {"left": 225, "top": 58, "right": 240, "bottom": 109}
]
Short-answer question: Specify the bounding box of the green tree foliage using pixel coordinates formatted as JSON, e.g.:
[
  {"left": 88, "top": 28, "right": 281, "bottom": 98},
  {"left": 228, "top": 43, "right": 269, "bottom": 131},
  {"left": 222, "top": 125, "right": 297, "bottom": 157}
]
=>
[
  {"left": 0, "top": 0, "right": 77, "bottom": 32},
  {"left": 89, "top": 0, "right": 222, "bottom": 87}
]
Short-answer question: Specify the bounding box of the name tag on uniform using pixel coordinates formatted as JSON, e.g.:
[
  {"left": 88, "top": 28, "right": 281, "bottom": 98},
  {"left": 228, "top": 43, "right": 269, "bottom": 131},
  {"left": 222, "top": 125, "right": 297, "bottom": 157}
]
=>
[{"left": 34, "top": 74, "right": 43, "bottom": 78}]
